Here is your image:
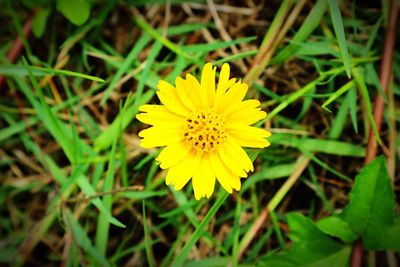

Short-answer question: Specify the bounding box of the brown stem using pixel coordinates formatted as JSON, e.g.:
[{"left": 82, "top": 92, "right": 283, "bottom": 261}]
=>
[
  {"left": 364, "top": 0, "right": 399, "bottom": 164},
  {"left": 352, "top": 1, "right": 398, "bottom": 267}
]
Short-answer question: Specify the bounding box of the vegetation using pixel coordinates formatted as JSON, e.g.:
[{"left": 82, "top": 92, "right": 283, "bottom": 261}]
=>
[{"left": 0, "top": 0, "right": 399, "bottom": 266}]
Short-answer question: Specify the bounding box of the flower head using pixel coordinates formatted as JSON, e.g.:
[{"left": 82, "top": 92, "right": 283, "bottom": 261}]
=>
[{"left": 136, "top": 63, "right": 271, "bottom": 200}]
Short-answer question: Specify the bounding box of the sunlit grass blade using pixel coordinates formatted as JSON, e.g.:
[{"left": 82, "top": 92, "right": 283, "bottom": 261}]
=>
[
  {"left": 327, "top": 0, "right": 352, "bottom": 78},
  {"left": 0, "top": 65, "right": 105, "bottom": 82},
  {"left": 322, "top": 80, "right": 356, "bottom": 112},
  {"left": 352, "top": 67, "right": 382, "bottom": 144},
  {"left": 328, "top": 89, "right": 349, "bottom": 139},
  {"left": 348, "top": 86, "right": 359, "bottom": 134},
  {"left": 270, "top": 133, "right": 366, "bottom": 157}
]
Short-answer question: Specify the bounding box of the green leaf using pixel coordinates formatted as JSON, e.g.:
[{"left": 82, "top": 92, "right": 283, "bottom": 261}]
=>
[
  {"left": 380, "top": 219, "right": 400, "bottom": 250},
  {"left": 32, "top": 8, "right": 50, "bottom": 38},
  {"left": 341, "top": 156, "right": 395, "bottom": 250},
  {"left": 317, "top": 216, "right": 358, "bottom": 243},
  {"left": 57, "top": 0, "right": 90, "bottom": 26},
  {"left": 260, "top": 213, "right": 351, "bottom": 267}
]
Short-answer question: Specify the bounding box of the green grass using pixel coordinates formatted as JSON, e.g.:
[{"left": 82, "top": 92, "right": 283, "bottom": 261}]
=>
[{"left": 0, "top": 1, "right": 399, "bottom": 267}]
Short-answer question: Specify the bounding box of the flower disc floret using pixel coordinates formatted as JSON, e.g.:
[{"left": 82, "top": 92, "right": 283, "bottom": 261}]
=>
[{"left": 183, "top": 109, "right": 226, "bottom": 153}]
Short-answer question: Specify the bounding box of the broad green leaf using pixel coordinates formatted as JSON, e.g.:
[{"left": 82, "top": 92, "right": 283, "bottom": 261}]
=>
[
  {"left": 341, "top": 156, "right": 395, "bottom": 250},
  {"left": 57, "top": 0, "right": 90, "bottom": 26},
  {"left": 260, "top": 213, "right": 350, "bottom": 267},
  {"left": 317, "top": 216, "right": 358, "bottom": 243},
  {"left": 380, "top": 219, "right": 400, "bottom": 250}
]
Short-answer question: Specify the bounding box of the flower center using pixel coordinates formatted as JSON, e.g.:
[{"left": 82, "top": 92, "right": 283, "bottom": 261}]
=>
[{"left": 183, "top": 109, "right": 226, "bottom": 152}]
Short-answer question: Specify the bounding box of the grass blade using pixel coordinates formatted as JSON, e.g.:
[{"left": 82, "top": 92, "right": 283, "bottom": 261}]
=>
[{"left": 327, "top": 0, "right": 352, "bottom": 78}]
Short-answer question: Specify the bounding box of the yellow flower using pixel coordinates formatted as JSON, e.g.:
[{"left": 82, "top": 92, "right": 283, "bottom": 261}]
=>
[{"left": 136, "top": 63, "right": 271, "bottom": 200}]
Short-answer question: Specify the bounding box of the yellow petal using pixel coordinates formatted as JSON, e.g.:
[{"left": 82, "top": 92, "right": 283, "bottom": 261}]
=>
[
  {"left": 216, "top": 81, "right": 248, "bottom": 113},
  {"left": 175, "top": 77, "right": 196, "bottom": 111},
  {"left": 225, "top": 137, "right": 254, "bottom": 172},
  {"left": 224, "top": 99, "right": 260, "bottom": 116},
  {"left": 186, "top": 73, "right": 208, "bottom": 108},
  {"left": 201, "top": 63, "right": 216, "bottom": 107},
  {"left": 216, "top": 63, "right": 230, "bottom": 94},
  {"left": 227, "top": 124, "right": 271, "bottom": 148},
  {"left": 156, "top": 141, "right": 191, "bottom": 169},
  {"left": 138, "top": 127, "right": 183, "bottom": 148},
  {"left": 217, "top": 144, "right": 247, "bottom": 178},
  {"left": 226, "top": 109, "right": 266, "bottom": 126},
  {"left": 209, "top": 151, "right": 241, "bottom": 193},
  {"left": 166, "top": 149, "right": 201, "bottom": 190},
  {"left": 192, "top": 153, "right": 216, "bottom": 199},
  {"left": 136, "top": 105, "right": 185, "bottom": 127},
  {"left": 157, "top": 80, "right": 190, "bottom": 116}
]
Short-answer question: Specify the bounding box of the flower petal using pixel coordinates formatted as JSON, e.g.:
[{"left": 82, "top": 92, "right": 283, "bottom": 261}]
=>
[
  {"left": 138, "top": 126, "right": 183, "bottom": 148},
  {"left": 175, "top": 77, "right": 197, "bottom": 111},
  {"left": 224, "top": 99, "right": 260, "bottom": 116},
  {"left": 166, "top": 149, "right": 202, "bottom": 190},
  {"left": 192, "top": 153, "right": 216, "bottom": 200},
  {"left": 216, "top": 81, "right": 248, "bottom": 113},
  {"left": 210, "top": 151, "right": 241, "bottom": 193},
  {"left": 216, "top": 63, "right": 230, "bottom": 94},
  {"left": 225, "top": 100, "right": 267, "bottom": 125},
  {"left": 227, "top": 124, "right": 271, "bottom": 148},
  {"left": 201, "top": 63, "right": 216, "bottom": 107},
  {"left": 157, "top": 80, "right": 191, "bottom": 116},
  {"left": 225, "top": 137, "right": 254, "bottom": 172},
  {"left": 186, "top": 73, "right": 208, "bottom": 108},
  {"left": 217, "top": 143, "right": 248, "bottom": 178},
  {"left": 136, "top": 105, "right": 185, "bottom": 127},
  {"left": 156, "top": 141, "right": 191, "bottom": 169}
]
